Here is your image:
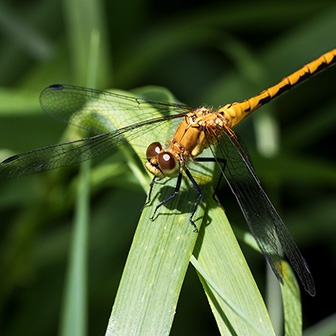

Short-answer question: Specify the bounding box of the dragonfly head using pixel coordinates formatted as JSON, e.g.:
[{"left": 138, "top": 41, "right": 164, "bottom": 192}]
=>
[{"left": 145, "top": 142, "right": 180, "bottom": 179}]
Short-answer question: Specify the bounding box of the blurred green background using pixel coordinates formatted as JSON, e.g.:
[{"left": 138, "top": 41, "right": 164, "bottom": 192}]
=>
[{"left": 0, "top": 0, "right": 336, "bottom": 335}]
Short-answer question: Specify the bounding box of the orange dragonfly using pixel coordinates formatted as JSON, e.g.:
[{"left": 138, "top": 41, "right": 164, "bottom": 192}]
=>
[{"left": 1, "top": 49, "right": 335, "bottom": 296}]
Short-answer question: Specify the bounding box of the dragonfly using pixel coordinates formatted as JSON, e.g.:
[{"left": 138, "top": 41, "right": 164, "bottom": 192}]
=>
[{"left": 1, "top": 50, "right": 335, "bottom": 296}]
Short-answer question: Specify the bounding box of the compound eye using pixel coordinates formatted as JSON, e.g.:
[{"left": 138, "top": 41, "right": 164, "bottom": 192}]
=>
[
  {"left": 146, "top": 142, "right": 162, "bottom": 159},
  {"left": 157, "top": 152, "right": 179, "bottom": 177}
]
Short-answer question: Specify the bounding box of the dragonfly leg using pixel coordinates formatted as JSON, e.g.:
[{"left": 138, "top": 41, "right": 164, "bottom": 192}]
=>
[
  {"left": 141, "top": 176, "right": 157, "bottom": 211},
  {"left": 212, "top": 159, "right": 227, "bottom": 206},
  {"left": 184, "top": 168, "right": 202, "bottom": 232},
  {"left": 150, "top": 171, "right": 183, "bottom": 221},
  {"left": 194, "top": 157, "right": 227, "bottom": 204},
  {"left": 149, "top": 169, "right": 202, "bottom": 232},
  {"left": 148, "top": 157, "right": 227, "bottom": 232}
]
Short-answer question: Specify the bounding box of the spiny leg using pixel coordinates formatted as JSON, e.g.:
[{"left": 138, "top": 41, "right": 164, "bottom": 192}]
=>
[
  {"left": 149, "top": 169, "right": 202, "bottom": 232},
  {"left": 184, "top": 168, "right": 202, "bottom": 232},
  {"left": 146, "top": 158, "right": 226, "bottom": 232},
  {"left": 141, "top": 176, "right": 157, "bottom": 211},
  {"left": 195, "top": 157, "right": 227, "bottom": 204},
  {"left": 150, "top": 171, "right": 183, "bottom": 221}
]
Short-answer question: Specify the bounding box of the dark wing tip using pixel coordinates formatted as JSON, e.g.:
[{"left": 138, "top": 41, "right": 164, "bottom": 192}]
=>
[
  {"left": 48, "top": 84, "right": 64, "bottom": 90},
  {"left": 1, "top": 155, "right": 19, "bottom": 164}
]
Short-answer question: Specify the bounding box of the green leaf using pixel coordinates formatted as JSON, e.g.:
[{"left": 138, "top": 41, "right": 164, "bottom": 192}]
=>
[
  {"left": 104, "top": 86, "right": 275, "bottom": 335},
  {"left": 58, "top": 1, "right": 105, "bottom": 334},
  {"left": 192, "top": 198, "right": 276, "bottom": 336},
  {"left": 280, "top": 261, "right": 302, "bottom": 336}
]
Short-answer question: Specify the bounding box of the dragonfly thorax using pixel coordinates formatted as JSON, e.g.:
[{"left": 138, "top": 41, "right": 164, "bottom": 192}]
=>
[
  {"left": 173, "top": 108, "right": 229, "bottom": 157},
  {"left": 145, "top": 108, "right": 229, "bottom": 179}
]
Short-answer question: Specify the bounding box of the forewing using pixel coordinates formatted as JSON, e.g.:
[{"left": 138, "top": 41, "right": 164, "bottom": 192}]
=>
[
  {"left": 0, "top": 85, "right": 191, "bottom": 179},
  {"left": 39, "top": 84, "right": 191, "bottom": 135}
]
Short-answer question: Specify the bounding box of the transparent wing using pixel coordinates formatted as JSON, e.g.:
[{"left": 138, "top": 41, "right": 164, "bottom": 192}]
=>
[
  {"left": 211, "top": 129, "right": 315, "bottom": 296},
  {"left": 0, "top": 84, "right": 191, "bottom": 179},
  {"left": 40, "top": 84, "right": 192, "bottom": 134}
]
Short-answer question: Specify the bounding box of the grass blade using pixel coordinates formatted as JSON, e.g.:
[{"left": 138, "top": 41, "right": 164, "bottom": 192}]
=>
[
  {"left": 193, "top": 195, "right": 275, "bottom": 336},
  {"left": 281, "top": 261, "right": 302, "bottom": 336},
  {"left": 104, "top": 86, "right": 275, "bottom": 335},
  {"left": 59, "top": 160, "right": 90, "bottom": 336},
  {"left": 58, "top": 2, "right": 103, "bottom": 334}
]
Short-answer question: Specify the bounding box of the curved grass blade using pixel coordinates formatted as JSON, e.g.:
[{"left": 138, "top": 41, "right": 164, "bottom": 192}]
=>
[
  {"left": 193, "top": 193, "right": 275, "bottom": 336},
  {"left": 280, "top": 261, "right": 302, "bottom": 336},
  {"left": 104, "top": 87, "right": 275, "bottom": 335}
]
